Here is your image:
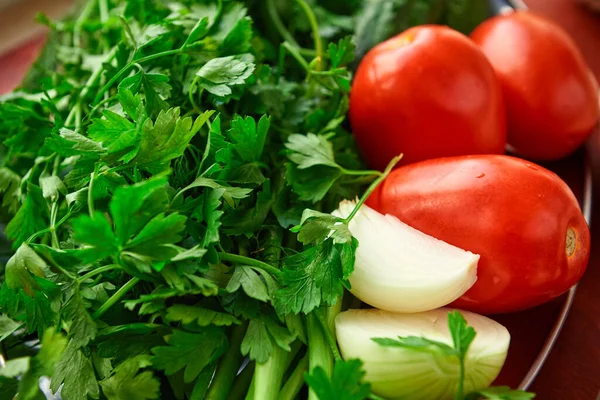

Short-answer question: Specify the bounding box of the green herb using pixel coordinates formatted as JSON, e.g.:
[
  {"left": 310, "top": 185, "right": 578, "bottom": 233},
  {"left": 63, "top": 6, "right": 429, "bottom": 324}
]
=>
[{"left": 305, "top": 359, "right": 371, "bottom": 400}]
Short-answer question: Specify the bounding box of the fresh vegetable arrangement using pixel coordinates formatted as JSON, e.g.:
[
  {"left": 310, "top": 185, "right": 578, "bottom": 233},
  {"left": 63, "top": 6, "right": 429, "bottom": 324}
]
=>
[{"left": 0, "top": 1, "right": 595, "bottom": 400}]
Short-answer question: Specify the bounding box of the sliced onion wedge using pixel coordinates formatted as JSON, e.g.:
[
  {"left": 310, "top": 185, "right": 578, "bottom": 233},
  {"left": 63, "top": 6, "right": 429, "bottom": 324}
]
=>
[
  {"left": 335, "top": 308, "right": 511, "bottom": 400},
  {"left": 333, "top": 200, "right": 479, "bottom": 313}
]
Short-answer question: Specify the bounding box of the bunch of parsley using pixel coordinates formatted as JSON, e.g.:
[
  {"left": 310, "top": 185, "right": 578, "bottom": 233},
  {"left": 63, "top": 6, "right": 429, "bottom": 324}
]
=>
[{"left": 0, "top": 1, "right": 533, "bottom": 400}]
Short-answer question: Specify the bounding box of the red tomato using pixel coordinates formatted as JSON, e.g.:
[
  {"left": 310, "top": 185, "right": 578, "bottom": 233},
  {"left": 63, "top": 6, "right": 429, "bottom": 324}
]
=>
[
  {"left": 470, "top": 11, "right": 599, "bottom": 161},
  {"left": 349, "top": 25, "right": 506, "bottom": 171},
  {"left": 366, "top": 155, "right": 590, "bottom": 314}
]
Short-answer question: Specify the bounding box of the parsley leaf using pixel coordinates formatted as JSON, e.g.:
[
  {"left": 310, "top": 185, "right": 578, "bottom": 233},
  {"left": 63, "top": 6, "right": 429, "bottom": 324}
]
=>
[
  {"left": 0, "top": 358, "right": 29, "bottom": 378},
  {"left": 88, "top": 108, "right": 140, "bottom": 162},
  {"left": 0, "top": 244, "right": 60, "bottom": 335},
  {"left": 110, "top": 175, "right": 170, "bottom": 244},
  {"left": 305, "top": 359, "right": 371, "bottom": 400},
  {"left": 448, "top": 310, "right": 477, "bottom": 360},
  {"left": 165, "top": 304, "right": 241, "bottom": 327},
  {"left": 51, "top": 341, "right": 100, "bottom": 400},
  {"left": 132, "top": 108, "right": 214, "bottom": 168},
  {"left": 284, "top": 133, "right": 359, "bottom": 203},
  {"left": 286, "top": 133, "right": 340, "bottom": 169},
  {"left": 45, "top": 128, "right": 106, "bottom": 157},
  {"left": 292, "top": 209, "right": 351, "bottom": 245},
  {"left": 4, "top": 243, "right": 49, "bottom": 296},
  {"left": 12, "top": 328, "right": 67, "bottom": 400},
  {"left": 5, "top": 184, "right": 48, "bottom": 249},
  {"left": 196, "top": 54, "right": 255, "bottom": 97},
  {"left": 71, "top": 212, "right": 120, "bottom": 263},
  {"left": 62, "top": 287, "right": 98, "bottom": 349},
  {"left": 0, "top": 283, "right": 59, "bottom": 337},
  {"left": 274, "top": 239, "right": 356, "bottom": 314},
  {"left": 226, "top": 265, "right": 279, "bottom": 303},
  {"left": 96, "top": 325, "right": 168, "bottom": 365},
  {"left": 241, "top": 312, "right": 295, "bottom": 364},
  {"left": 222, "top": 180, "right": 274, "bottom": 235},
  {"left": 151, "top": 327, "right": 228, "bottom": 383},
  {"left": 100, "top": 356, "right": 160, "bottom": 400},
  {"left": 219, "top": 15, "right": 253, "bottom": 55},
  {"left": 371, "top": 335, "right": 455, "bottom": 355},
  {"left": 286, "top": 163, "right": 343, "bottom": 203},
  {"left": 328, "top": 36, "right": 356, "bottom": 69},
  {"left": 0, "top": 167, "right": 21, "bottom": 214},
  {"left": 0, "top": 314, "right": 20, "bottom": 342},
  {"left": 119, "top": 70, "right": 171, "bottom": 119}
]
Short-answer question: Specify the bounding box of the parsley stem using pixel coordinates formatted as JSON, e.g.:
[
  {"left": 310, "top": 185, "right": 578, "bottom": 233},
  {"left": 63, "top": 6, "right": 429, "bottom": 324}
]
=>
[
  {"left": 65, "top": 47, "right": 118, "bottom": 127},
  {"left": 92, "top": 48, "right": 183, "bottom": 105},
  {"left": 278, "top": 353, "right": 309, "bottom": 400},
  {"left": 265, "top": 0, "right": 317, "bottom": 58},
  {"left": 104, "top": 163, "right": 133, "bottom": 175},
  {"left": 84, "top": 96, "right": 113, "bottom": 122},
  {"left": 50, "top": 260, "right": 79, "bottom": 281},
  {"left": 343, "top": 154, "right": 403, "bottom": 224},
  {"left": 307, "top": 313, "right": 333, "bottom": 400},
  {"left": 455, "top": 355, "right": 465, "bottom": 400},
  {"left": 282, "top": 42, "right": 309, "bottom": 72},
  {"left": 228, "top": 362, "right": 255, "bottom": 400},
  {"left": 340, "top": 168, "right": 383, "bottom": 177},
  {"left": 316, "top": 308, "right": 342, "bottom": 362},
  {"left": 73, "top": 0, "right": 97, "bottom": 48},
  {"left": 49, "top": 202, "right": 60, "bottom": 248},
  {"left": 218, "top": 253, "right": 281, "bottom": 277},
  {"left": 75, "top": 105, "right": 82, "bottom": 131},
  {"left": 205, "top": 322, "right": 247, "bottom": 400},
  {"left": 99, "top": 0, "right": 109, "bottom": 23},
  {"left": 88, "top": 163, "right": 100, "bottom": 218},
  {"left": 295, "top": 0, "right": 323, "bottom": 71},
  {"left": 92, "top": 276, "right": 140, "bottom": 320},
  {"left": 52, "top": 155, "right": 61, "bottom": 176},
  {"left": 26, "top": 209, "right": 72, "bottom": 244},
  {"left": 78, "top": 264, "right": 120, "bottom": 283},
  {"left": 252, "top": 345, "right": 287, "bottom": 400},
  {"left": 267, "top": 0, "right": 300, "bottom": 48},
  {"left": 188, "top": 77, "right": 203, "bottom": 115}
]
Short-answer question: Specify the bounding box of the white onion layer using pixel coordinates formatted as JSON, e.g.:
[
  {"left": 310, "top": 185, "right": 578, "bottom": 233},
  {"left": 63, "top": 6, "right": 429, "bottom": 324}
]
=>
[{"left": 333, "top": 200, "right": 479, "bottom": 313}]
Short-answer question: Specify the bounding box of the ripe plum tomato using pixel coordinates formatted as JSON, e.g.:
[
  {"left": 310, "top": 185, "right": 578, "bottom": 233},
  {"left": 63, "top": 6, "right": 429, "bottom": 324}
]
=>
[
  {"left": 349, "top": 25, "right": 506, "bottom": 171},
  {"left": 366, "top": 155, "right": 590, "bottom": 314},
  {"left": 470, "top": 11, "right": 599, "bottom": 161}
]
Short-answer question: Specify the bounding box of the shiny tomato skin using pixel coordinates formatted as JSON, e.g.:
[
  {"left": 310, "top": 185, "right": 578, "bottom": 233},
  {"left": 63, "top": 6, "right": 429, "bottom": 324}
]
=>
[
  {"left": 367, "top": 155, "right": 590, "bottom": 315},
  {"left": 349, "top": 25, "right": 506, "bottom": 171},
  {"left": 470, "top": 11, "right": 600, "bottom": 161}
]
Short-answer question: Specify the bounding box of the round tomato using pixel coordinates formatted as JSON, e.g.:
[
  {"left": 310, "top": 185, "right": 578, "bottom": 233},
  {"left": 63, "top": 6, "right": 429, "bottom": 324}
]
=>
[
  {"left": 366, "top": 155, "right": 590, "bottom": 315},
  {"left": 349, "top": 25, "right": 506, "bottom": 171},
  {"left": 470, "top": 11, "right": 599, "bottom": 161}
]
